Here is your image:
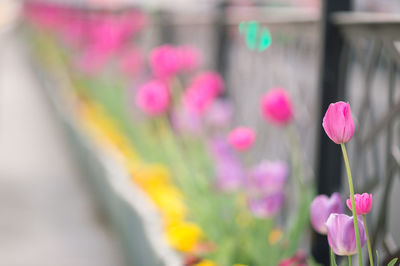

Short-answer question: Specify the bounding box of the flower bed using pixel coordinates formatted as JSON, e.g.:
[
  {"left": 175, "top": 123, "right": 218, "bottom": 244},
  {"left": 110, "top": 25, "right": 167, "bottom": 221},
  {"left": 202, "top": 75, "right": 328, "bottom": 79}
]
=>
[{"left": 23, "top": 1, "right": 399, "bottom": 266}]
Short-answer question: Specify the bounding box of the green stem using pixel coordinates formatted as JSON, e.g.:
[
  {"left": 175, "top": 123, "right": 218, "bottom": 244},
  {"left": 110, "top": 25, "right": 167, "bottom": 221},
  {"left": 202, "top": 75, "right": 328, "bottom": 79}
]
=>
[
  {"left": 362, "top": 215, "right": 374, "bottom": 266},
  {"left": 340, "top": 143, "right": 363, "bottom": 266},
  {"left": 330, "top": 248, "right": 336, "bottom": 266},
  {"left": 348, "top": 255, "right": 353, "bottom": 266}
]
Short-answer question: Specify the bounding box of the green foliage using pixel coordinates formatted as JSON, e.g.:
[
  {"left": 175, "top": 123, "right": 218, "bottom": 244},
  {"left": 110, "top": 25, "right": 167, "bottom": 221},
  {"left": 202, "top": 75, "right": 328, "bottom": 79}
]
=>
[{"left": 387, "top": 258, "right": 398, "bottom": 266}]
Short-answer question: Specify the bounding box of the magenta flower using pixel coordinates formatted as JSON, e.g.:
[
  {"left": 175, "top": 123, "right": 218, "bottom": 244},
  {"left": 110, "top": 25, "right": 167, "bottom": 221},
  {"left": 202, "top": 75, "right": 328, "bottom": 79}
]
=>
[
  {"left": 135, "top": 80, "right": 170, "bottom": 116},
  {"left": 310, "top": 193, "right": 344, "bottom": 234},
  {"left": 189, "top": 71, "right": 224, "bottom": 98},
  {"left": 322, "top": 101, "right": 355, "bottom": 144},
  {"left": 248, "top": 192, "right": 285, "bottom": 218},
  {"left": 228, "top": 127, "right": 256, "bottom": 151},
  {"left": 246, "top": 161, "right": 288, "bottom": 195},
  {"left": 183, "top": 86, "right": 214, "bottom": 114},
  {"left": 183, "top": 71, "right": 224, "bottom": 114},
  {"left": 260, "top": 88, "right": 293, "bottom": 126},
  {"left": 88, "top": 17, "right": 130, "bottom": 56},
  {"left": 326, "top": 213, "right": 367, "bottom": 256},
  {"left": 177, "top": 45, "right": 202, "bottom": 72},
  {"left": 149, "top": 45, "right": 181, "bottom": 79},
  {"left": 346, "top": 193, "right": 373, "bottom": 215}
]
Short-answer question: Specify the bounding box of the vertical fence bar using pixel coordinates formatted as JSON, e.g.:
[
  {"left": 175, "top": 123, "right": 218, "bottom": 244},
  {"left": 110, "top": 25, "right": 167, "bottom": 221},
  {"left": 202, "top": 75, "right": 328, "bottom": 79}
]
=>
[
  {"left": 215, "top": 0, "right": 229, "bottom": 80},
  {"left": 312, "top": 0, "right": 351, "bottom": 264}
]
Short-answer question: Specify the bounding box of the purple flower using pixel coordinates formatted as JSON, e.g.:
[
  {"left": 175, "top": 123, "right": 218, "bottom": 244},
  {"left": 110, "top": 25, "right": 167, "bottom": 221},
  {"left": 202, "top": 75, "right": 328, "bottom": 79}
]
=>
[
  {"left": 209, "top": 137, "right": 244, "bottom": 192},
  {"left": 248, "top": 192, "right": 285, "bottom": 218},
  {"left": 171, "top": 106, "right": 202, "bottom": 134},
  {"left": 310, "top": 193, "right": 344, "bottom": 234},
  {"left": 215, "top": 159, "right": 244, "bottom": 191},
  {"left": 204, "top": 99, "right": 233, "bottom": 128},
  {"left": 326, "top": 213, "right": 366, "bottom": 256},
  {"left": 246, "top": 161, "right": 288, "bottom": 196}
]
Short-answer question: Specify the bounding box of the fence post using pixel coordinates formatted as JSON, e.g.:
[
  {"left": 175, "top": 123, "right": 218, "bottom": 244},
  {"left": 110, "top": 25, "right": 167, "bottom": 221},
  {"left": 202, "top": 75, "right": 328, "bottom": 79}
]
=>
[
  {"left": 312, "top": 0, "right": 351, "bottom": 264},
  {"left": 215, "top": 0, "right": 229, "bottom": 80}
]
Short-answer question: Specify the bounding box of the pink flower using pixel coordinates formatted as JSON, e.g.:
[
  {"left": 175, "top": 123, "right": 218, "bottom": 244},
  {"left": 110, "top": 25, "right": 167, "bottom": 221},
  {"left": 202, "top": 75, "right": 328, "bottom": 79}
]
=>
[
  {"left": 118, "top": 47, "right": 143, "bottom": 76},
  {"left": 183, "top": 71, "right": 225, "bottom": 114},
  {"left": 76, "top": 48, "right": 111, "bottom": 75},
  {"left": 177, "top": 45, "right": 202, "bottom": 72},
  {"left": 322, "top": 101, "right": 355, "bottom": 144},
  {"left": 149, "top": 45, "right": 181, "bottom": 79},
  {"left": 346, "top": 193, "right": 373, "bottom": 215},
  {"left": 228, "top": 127, "right": 256, "bottom": 151},
  {"left": 189, "top": 71, "right": 224, "bottom": 98},
  {"left": 88, "top": 17, "right": 130, "bottom": 56},
  {"left": 260, "top": 88, "right": 293, "bottom": 126},
  {"left": 135, "top": 80, "right": 170, "bottom": 116},
  {"left": 279, "top": 251, "right": 307, "bottom": 266},
  {"left": 183, "top": 86, "right": 214, "bottom": 114},
  {"left": 326, "top": 213, "right": 366, "bottom": 256},
  {"left": 310, "top": 193, "right": 344, "bottom": 234}
]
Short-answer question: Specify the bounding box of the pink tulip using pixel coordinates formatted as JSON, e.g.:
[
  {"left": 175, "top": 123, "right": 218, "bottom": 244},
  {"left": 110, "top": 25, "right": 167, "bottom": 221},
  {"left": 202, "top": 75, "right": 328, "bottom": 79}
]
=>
[
  {"left": 260, "top": 88, "right": 293, "bottom": 126},
  {"left": 118, "top": 47, "right": 143, "bottom": 76},
  {"left": 136, "top": 80, "right": 170, "bottom": 116},
  {"left": 310, "top": 193, "right": 344, "bottom": 234},
  {"left": 189, "top": 71, "right": 224, "bottom": 98},
  {"left": 322, "top": 101, "right": 355, "bottom": 144},
  {"left": 228, "top": 127, "right": 256, "bottom": 151},
  {"left": 149, "top": 45, "right": 181, "bottom": 79},
  {"left": 346, "top": 193, "right": 373, "bottom": 215},
  {"left": 183, "top": 86, "right": 214, "bottom": 114},
  {"left": 178, "top": 45, "right": 202, "bottom": 72},
  {"left": 326, "top": 213, "right": 366, "bottom": 256}
]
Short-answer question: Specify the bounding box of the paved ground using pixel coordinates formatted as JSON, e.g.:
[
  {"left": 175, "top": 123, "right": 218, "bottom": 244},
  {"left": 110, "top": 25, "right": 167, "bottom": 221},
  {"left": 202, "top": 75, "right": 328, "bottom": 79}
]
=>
[{"left": 0, "top": 31, "right": 126, "bottom": 266}]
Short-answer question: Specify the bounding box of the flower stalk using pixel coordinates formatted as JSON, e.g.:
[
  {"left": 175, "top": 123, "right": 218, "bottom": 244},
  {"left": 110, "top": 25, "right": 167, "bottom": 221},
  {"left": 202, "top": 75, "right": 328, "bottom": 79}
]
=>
[
  {"left": 340, "top": 143, "right": 363, "bottom": 266},
  {"left": 348, "top": 255, "right": 353, "bottom": 266},
  {"left": 362, "top": 214, "right": 374, "bottom": 266}
]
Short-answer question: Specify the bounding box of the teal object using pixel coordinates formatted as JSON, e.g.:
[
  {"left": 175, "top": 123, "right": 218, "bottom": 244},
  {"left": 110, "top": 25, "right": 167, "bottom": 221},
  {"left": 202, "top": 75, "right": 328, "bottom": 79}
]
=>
[{"left": 238, "top": 21, "right": 272, "bottom": 52}]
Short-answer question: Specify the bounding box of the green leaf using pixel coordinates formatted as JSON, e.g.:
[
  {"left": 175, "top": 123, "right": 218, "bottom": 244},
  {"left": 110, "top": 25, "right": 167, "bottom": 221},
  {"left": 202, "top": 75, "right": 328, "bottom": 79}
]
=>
[{"left": 387, "top": 258, "right": 398, "bottom": 266}]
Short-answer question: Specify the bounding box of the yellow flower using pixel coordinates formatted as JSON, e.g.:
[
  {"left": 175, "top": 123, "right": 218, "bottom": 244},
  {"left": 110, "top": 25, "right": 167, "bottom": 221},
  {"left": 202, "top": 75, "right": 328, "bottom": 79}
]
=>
[
  {"left": 196, "top": 260, "right": 216, "bottom": 266},
  {"left": 148, "top": 185, "right": 187, "bottom": 224},
  {"left": 268, "top": 228, "right": 283, "bottom": 245},
  {"left": 166, "top": 221, "right": 203, "bottom": 252},
  {"left": 131, "top": 164, "right": 171, "bottom": 190}
]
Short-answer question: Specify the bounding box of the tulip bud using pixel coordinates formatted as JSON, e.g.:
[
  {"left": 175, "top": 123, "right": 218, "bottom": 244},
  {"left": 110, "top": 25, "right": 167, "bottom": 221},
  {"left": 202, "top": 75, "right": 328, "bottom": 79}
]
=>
[
  {"left": 149, "top": 45, "right": 181, "bottom": 79},
  {"left": 260, "top": 88, "right": 293, "bottom": 126},
  {"left": 326, "top": 213, "right": 366, "bottom": 256},
  {"left": 322, "top": 101, "right": 355, "bottom": 144},
  {"left": 310, "top": 193, "right": 344, "bottom": 234},
  {"left": 228, "top": 127, "right": 256, "bottom": 151},
  {"left": 346, "top": 193, "right": 373, "bottom": 215},
  {"left": 136, "top": 80, "right": 170, "bottom": 116}
]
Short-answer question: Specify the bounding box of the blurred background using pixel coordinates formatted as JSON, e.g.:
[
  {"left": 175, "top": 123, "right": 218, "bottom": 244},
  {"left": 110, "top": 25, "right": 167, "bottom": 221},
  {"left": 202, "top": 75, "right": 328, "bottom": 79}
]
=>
[{"left": 1, "top": 0, "right": 400, "bottom": 265}]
